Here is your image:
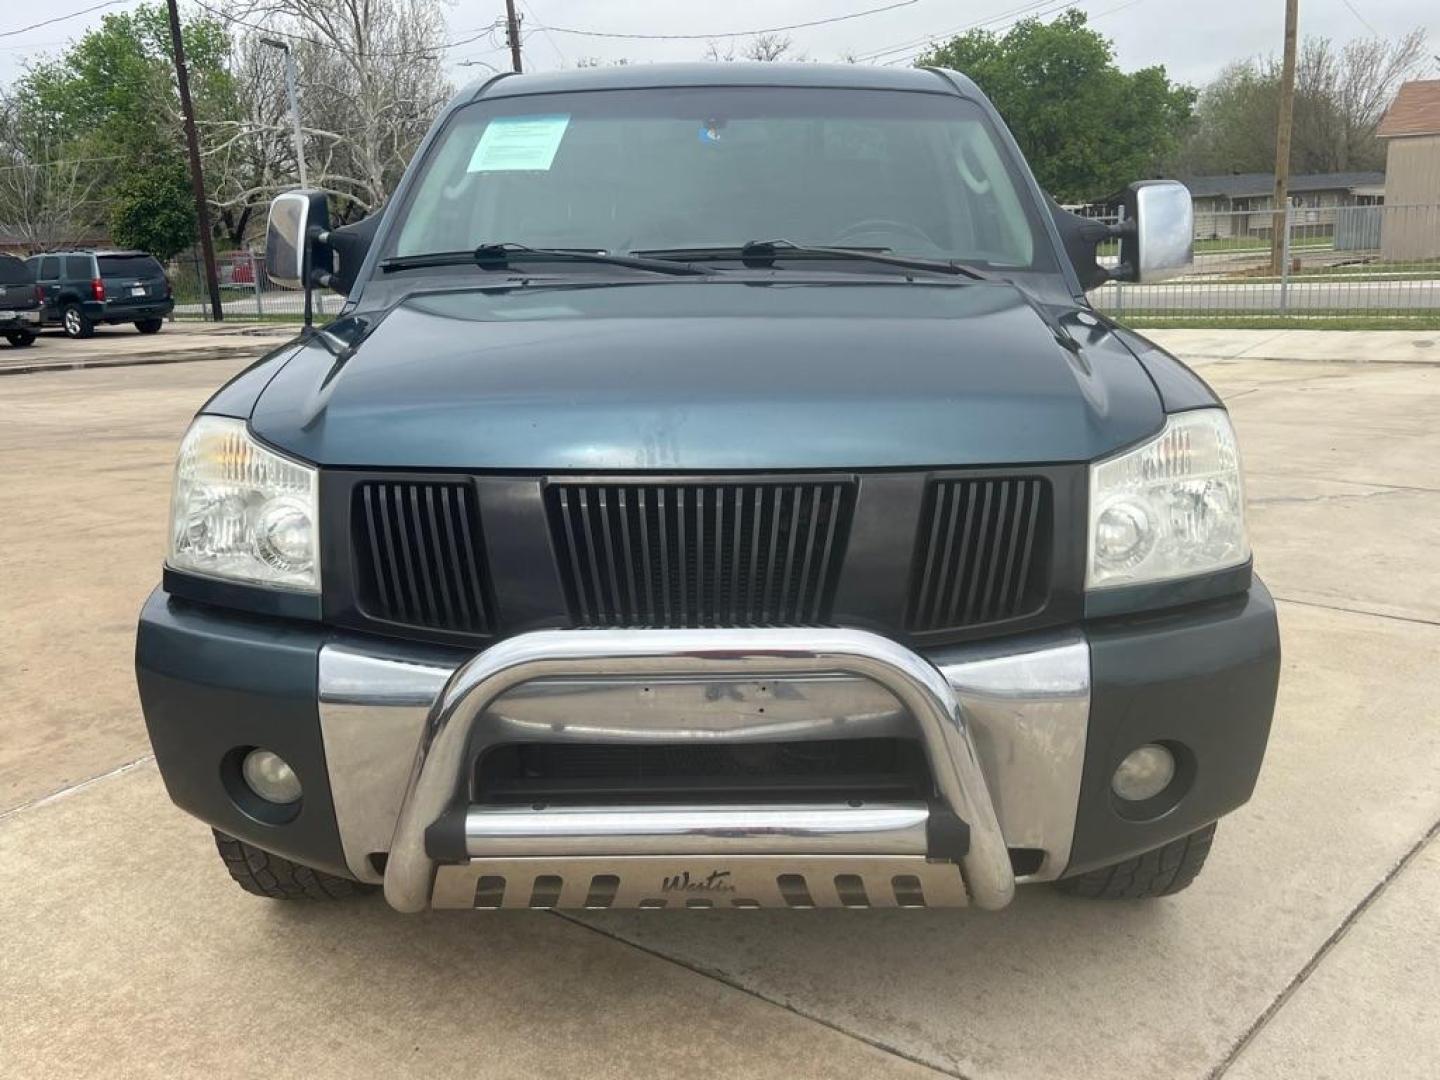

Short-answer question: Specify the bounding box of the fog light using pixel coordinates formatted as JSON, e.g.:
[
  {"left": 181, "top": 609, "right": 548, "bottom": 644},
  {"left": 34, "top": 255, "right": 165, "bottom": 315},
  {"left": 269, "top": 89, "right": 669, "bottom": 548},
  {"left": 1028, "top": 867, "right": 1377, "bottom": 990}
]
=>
[
  {"left": 241, "top": 749, "right": 302, "bottom": 804},
  {"left": 1111, "top": 743, "right": 1175, "bottom": 802}
]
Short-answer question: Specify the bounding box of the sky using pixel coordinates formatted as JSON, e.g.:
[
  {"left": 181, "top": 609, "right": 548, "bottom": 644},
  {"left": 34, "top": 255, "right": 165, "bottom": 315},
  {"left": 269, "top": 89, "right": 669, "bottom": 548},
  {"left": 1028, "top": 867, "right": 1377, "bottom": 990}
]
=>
[{"left": 1, "top": 0, "right": 1438, "bottom": 91}]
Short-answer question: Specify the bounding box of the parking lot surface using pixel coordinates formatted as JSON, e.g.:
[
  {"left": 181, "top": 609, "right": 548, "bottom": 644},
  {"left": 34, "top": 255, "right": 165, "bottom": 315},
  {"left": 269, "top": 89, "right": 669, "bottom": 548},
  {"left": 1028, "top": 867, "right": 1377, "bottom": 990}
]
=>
[
  {"left": 0, "top": 321, "right": 294, "bottom": 376},
  {"left": 3, "top": 332, "right": 1437, "bottom": 1079}
]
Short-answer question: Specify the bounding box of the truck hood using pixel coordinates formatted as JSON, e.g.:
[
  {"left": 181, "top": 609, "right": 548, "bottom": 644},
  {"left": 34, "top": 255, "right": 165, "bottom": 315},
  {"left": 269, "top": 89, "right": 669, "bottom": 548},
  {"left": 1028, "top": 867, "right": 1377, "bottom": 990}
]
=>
[{"left": 248, "top": 280, "right": 1163, "bottom": 470}]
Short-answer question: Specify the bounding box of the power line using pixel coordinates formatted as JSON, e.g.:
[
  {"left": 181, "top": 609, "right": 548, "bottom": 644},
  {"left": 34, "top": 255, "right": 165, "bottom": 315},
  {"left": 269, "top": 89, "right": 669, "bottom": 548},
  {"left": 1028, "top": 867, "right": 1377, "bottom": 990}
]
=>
[
  {"left": 1340, "top": 0, "right": 1379, "bottom": 37},
  {"left": 853, "top": 0, "right": 1069, "bottom": 64},
  {"left": 0, "top": 0, "right": 133, "bottom": 40},
  {"left": 0, "top": 153, "right": 127, "bottom": 172},
  {"left": 188, "top": 0, "right": 504, "bottom": 60},
  {"left": 535, "top": 0, "right": 921, "bottom": 42},
  {"left": 517, "top": 0, "right": 567, "bottom": 68},
  {"left": 1089, "top": 0, "right": 1151, "bottom": 20}
]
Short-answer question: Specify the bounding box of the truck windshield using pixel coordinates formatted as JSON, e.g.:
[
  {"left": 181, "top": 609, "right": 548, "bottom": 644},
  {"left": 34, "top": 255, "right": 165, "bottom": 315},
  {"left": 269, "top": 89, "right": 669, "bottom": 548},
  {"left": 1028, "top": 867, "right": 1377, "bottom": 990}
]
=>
[{"left": 392, "top": 87, "right": 1049, "bottom": 272}]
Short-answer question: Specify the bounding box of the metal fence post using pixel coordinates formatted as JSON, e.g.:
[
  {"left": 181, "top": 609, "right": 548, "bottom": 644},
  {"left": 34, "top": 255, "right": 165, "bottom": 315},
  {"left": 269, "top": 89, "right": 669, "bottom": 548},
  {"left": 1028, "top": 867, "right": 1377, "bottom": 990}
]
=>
[
  {"left": 1113, "top": 206, "right": 1124, "bottom": 320},
  {"left": 195, "top": 248, "right": 207, "bottom": 321},
  {"left": 1278, "top": 202, "right": 1291, "bottom": 314},
  {"left": 251, "top": 252, "right": 264, "bottom": 317}
]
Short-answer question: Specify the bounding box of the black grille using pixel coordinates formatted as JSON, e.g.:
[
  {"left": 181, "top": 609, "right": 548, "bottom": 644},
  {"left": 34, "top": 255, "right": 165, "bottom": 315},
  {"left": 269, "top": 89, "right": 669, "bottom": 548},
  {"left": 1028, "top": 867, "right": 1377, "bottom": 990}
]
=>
[
  {"left": 475, "top": 739, "right": 930, "bottom": 803},
  {"left": 352, "top": 480, "right": 493, "bottom": 633},
  {"left": 907, "top": 477, "right": 1050, "bottom": 633},
  {"left": 548, "top": 481, "right": 852, "bottom": 627}
]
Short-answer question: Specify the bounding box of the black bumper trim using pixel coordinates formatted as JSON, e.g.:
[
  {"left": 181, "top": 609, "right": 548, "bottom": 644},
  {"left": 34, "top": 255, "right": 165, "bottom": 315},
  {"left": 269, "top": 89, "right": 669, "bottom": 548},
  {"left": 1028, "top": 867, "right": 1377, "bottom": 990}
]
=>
[
  {"left": 135, "top": 589, "right": 353, "bottom": 879},
  {"left": 1064, "top": 579, "right": 1281, "bottom": 877}
]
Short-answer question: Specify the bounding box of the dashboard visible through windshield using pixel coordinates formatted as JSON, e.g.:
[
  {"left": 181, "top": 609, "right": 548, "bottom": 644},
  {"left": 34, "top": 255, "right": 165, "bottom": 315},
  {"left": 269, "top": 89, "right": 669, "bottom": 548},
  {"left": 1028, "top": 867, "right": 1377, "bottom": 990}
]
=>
[{"left": 391, "top": 87, "right": 1051, "bottom": 272}]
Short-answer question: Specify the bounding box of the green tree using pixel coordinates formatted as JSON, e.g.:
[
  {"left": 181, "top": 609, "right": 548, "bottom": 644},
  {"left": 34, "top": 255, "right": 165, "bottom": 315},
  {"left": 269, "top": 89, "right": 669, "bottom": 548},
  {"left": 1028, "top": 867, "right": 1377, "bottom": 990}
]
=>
[
  {"left": 109, "top": 158, "right": 197, "bottom": 258},
  {"left": 9, "top": 3, "right": 236, "bottom": 251},
  {"left": 918, "top": 10, "right": 1195, "bottom": 203}
]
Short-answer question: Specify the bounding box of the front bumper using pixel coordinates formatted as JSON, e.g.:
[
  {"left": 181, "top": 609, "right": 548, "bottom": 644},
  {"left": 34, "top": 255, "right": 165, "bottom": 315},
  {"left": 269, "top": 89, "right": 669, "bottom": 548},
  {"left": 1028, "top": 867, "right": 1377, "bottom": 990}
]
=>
[{"left": 136, "top": 582, "right": 1280, "bottom": 909}]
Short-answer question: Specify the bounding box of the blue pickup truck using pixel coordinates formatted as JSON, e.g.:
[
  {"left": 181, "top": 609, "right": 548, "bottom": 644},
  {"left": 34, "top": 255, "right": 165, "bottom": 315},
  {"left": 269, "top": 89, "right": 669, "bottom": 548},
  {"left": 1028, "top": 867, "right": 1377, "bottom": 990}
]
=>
[{"left": 136, "top": 63, "right": 1278, "bottom": 914}]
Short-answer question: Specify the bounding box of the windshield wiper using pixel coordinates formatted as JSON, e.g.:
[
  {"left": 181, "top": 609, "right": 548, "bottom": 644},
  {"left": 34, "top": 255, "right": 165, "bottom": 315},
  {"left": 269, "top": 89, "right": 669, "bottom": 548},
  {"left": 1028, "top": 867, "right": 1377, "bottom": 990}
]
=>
[
  {"left": 380, "top": 243, "right": 714, "bottom": 276},
  {"left": 635, "top": 240, "right": 988, "bottom": 280}
]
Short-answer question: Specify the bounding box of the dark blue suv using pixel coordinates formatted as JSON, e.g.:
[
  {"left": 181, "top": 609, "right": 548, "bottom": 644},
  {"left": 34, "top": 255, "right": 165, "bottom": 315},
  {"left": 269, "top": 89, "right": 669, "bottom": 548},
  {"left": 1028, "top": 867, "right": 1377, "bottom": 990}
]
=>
[{"left": 27, "top": 249, "right": 173, "bottom": 338}]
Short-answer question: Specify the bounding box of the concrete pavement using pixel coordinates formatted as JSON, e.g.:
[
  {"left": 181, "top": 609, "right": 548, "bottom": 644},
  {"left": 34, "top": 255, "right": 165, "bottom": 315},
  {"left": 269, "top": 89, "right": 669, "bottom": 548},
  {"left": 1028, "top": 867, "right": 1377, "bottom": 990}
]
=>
[
  {"left": 1143, "top": 327, "right": 1439, "bottom": 365},
  {"left": 2, "top": 332, "right": 1437, "bottom": 1079}
]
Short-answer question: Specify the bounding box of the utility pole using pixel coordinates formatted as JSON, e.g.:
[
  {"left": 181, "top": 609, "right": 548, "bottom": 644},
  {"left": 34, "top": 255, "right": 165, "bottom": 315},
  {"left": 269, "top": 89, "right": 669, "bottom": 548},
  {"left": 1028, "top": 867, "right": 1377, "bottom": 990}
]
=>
[
  {"left": 261, "top": 38, "right": 307, "bottom": 187},
  {"left": 1269, "top": 0, "right": 1299, "bottom": 276},
  {"left": 504, "top": 0, "right": 523, "bottom": 72},
  {"left": 165, "top": 0, "right": 222, "bottom": 322}
]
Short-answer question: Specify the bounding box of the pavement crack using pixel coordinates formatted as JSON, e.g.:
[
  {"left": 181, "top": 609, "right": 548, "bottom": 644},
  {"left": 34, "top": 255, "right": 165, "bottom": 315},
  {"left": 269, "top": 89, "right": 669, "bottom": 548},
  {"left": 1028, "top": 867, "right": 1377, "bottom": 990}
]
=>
[
  {"left": 1244, "top": 471, "right": 1440, "bottom": 495},
  {"left": 1272, "top": 595, "right": 1440, "bottom": 628},
  {"left": 1208, "top": 815, "right": 1440, "bottom": 1079},
  {"left": 0, "top": 754, "right": 155, "bottom": 824},
  {"left": 552, "top": 911, "right": 967, "bottom": 1079},
  {"left": 1249, "top": 487, "right": 1409, "bottom": 507}
]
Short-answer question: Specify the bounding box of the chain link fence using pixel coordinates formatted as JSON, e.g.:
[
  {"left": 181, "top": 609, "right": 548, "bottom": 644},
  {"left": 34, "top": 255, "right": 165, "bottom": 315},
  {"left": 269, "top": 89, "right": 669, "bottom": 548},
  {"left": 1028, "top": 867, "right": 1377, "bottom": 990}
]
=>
[
  {"left": 1089, "top": 202, "right": 1440, "bottom": 325},
  {"left": 166, "top": 201, "right": 1440, "bottom": 326},
  {"left": 168, "top": 249, "right": 335, "bottom": 322}
]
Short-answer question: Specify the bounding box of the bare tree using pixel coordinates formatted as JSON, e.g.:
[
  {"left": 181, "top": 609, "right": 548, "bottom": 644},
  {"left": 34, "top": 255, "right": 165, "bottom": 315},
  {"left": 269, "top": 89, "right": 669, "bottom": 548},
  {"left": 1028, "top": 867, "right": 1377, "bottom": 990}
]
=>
[
  {"left": 1332, "top": 30, "right": 1430, "bottom": 166},
  {"left": 220, "top": 0, "right": 454, "bottom": 214},
  {"left": 704, "top": 34, "right": 805, "bottom": 63},
  {"left": 743, "top": 33, "right": 800, "bottom": 62},
  {"left": 1175, "top": 28, "right": 1429, "bottom": 175},
  {"left": 0, "top": 94, "right": 101, "bottom": 250},
  {"left": 196, "top": 35, "right": 298, "bottom": 245}
]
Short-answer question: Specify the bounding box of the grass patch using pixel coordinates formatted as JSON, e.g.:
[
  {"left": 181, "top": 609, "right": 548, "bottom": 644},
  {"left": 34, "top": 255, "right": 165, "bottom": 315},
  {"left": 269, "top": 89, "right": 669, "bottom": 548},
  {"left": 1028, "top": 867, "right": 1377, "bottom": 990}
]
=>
[
  {"left": 1193, "top": 236, "right": 1333, "bottom": 254},
  {"left": 1115, "top": 314, "right": 1440, "bottom": 331},
  {"left": 173, "top": 311, "right": 308, "bottom": 325}
]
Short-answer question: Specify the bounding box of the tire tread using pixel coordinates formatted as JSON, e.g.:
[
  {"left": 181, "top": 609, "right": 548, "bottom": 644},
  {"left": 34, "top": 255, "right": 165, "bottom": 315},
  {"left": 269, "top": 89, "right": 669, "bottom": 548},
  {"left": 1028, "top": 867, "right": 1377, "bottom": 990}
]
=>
[
  {"left": 212, "top": 830, "right": 372, "bottom": 901},
  {"left": 1055, "top": 823, "right": 1216, "bottom": 900}
]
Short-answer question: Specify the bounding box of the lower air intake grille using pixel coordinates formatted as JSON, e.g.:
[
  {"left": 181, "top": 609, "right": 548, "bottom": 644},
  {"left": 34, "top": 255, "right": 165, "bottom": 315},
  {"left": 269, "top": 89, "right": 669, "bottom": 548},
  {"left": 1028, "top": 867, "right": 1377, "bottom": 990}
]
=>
[
  {"left": 548, "top": 481, "right": 852, "bottom": 627},
  {"left": 353, "top": 480, "right": 493, "bottom": 634},
  {"left": 907, "top": 476, "right": 1051, "bottom": 633}
]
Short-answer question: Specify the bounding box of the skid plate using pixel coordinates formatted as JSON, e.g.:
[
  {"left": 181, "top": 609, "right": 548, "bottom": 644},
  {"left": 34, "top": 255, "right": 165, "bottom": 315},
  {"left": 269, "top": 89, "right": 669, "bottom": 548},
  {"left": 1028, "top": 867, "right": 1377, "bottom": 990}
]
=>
[{"left": 430, "top": 854, "right": 969, "bottom": 910}]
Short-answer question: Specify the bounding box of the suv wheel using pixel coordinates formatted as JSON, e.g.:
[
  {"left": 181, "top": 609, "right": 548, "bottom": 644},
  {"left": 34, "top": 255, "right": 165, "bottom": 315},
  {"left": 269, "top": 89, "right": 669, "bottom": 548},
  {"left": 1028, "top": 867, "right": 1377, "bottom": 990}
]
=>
[
  {"left": 62, "top": 303, "right": 94, "bottom": 339},
  {"left": 4, "top": 330, "right": 36, "bottom": 347},
  {"left": 1054, "top": 823, "right": 1216, "bottom": 900},
  {"left": 213, "top": 830, "right": 375, "bottom": 901},
  {"left": 135, "top": 318, "right": 164, "bottom": 334}
]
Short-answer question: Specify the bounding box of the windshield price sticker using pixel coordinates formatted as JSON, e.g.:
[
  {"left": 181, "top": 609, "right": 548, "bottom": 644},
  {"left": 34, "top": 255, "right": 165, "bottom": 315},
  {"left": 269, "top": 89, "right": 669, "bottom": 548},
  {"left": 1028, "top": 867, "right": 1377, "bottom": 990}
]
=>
[{"left": 467, "top": 115, "right": 570, "bottom": 172}]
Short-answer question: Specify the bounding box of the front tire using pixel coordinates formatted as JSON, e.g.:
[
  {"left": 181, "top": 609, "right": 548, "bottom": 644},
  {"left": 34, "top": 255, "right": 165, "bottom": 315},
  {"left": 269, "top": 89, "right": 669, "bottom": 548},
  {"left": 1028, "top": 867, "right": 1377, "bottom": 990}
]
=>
[
  {"left": 4, "top": 330, "right": 35, "bottom": 347},
  {"left": 1054, "top": 823, "right": 1216, "bottom": 899},
  {"left": 135, "top": 318, "right": 164, "bottom": 334},
  {"left": 62, "top": 303, "right": 94, "bottom": 339},
  {"left": 213, "top": 829, "right": 374, "bottom": 901}
]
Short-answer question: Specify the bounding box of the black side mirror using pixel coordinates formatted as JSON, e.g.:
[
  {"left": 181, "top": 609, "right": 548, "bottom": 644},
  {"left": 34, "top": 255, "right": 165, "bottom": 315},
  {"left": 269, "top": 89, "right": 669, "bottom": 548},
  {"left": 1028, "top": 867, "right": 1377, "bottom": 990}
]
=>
[
  {"left": 324, "top": 212, "right": 382, "bottom": 297},
  {"left": 1047, "top": 197, "right": 1114, "bottom": 291}
]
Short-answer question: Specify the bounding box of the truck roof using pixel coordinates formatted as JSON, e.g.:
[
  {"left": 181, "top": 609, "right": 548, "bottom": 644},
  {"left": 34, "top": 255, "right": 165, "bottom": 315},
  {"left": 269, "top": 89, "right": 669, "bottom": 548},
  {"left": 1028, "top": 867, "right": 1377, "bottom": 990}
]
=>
[{"left": 472, "top": 62, "right": 971, "bottom": 101}]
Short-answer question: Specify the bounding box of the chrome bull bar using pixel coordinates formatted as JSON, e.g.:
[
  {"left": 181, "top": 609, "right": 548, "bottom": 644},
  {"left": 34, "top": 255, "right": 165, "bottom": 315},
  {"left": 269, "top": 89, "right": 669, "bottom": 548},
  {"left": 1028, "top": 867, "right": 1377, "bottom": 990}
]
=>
[{"left": 382, "top": 627, "right": 1018, "bottom": 912}]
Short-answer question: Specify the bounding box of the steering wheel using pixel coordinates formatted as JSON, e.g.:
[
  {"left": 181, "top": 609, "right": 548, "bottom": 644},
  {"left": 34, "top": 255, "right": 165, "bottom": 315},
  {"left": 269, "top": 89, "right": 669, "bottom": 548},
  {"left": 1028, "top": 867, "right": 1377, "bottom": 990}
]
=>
[{"left": 831, "top": 218, "right": 941, "bottom": 251}]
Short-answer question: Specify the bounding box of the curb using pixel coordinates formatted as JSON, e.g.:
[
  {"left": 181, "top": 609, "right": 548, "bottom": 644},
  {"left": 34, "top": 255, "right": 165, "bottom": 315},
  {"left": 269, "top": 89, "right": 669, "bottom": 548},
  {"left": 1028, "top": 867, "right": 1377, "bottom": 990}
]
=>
[{"left": 0, "top": 346, "right": 275, "bottom": 377}]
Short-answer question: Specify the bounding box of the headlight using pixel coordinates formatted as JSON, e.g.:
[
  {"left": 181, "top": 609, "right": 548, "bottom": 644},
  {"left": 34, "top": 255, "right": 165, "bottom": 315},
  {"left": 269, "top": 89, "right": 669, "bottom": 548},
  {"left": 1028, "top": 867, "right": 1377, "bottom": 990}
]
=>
[
  {"left": 168, "top": 416, "right": 319, "bottom": 591},
  {"left": 1087, "top": 408, "right": 1248, "bottom": 589}
]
